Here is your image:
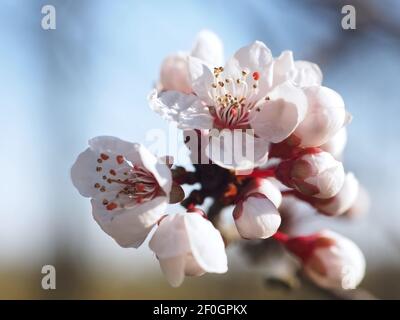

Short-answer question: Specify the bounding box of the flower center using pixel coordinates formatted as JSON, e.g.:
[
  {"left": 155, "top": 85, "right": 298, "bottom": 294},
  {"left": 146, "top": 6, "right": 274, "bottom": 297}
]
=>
[
  {"left": 209, "top": 67, "right": 262, "bottom": 129},
  {"left": 94, "top": 153, "right": 161, "bottom": 211}
]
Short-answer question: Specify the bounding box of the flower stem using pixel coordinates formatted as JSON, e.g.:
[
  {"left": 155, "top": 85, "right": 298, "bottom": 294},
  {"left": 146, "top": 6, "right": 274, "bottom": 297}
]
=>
[
  {"left": 239, "top": 167, "right": 276, "bottom": 179},
  {"left": 272, "top": 231, "right": 290, "bottom": 244}
]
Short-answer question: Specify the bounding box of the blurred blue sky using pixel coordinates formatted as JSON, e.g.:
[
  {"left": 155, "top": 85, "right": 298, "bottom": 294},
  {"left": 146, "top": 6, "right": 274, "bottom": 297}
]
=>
[{"left": 0, "top": 0, "right": 400, "bottom": 276}]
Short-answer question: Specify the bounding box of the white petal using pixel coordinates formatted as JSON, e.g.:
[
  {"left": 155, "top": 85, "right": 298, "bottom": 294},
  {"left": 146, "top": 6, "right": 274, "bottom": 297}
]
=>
[
  {"left": 272, "top": 51, "right": 322, "bottom": 87},
  {"left": 148, "top": 89, "right": 214, "bottom": 130},
  {"left": 295, "top": 86, "right": 346, "bottom": 147},
  {"left": 159, "top": 256, "right": 186, "bottom": 287},
  {"left": 71, "top": 147, "right": 104, "bottom": 198},
  {"left": 184, "top": 254, "right": 206, "bottom": 277},
  {"left": 291, "top": 60, "right": 323, "bottom": 87},
  {"left": 233, "top": 41, "right": 273, "bottom": 73},
  {"left": 225, "top": 41, "right": 274, "bottom": 102},
  {"left": 135, "top": 143, "right": 172, "bottom": 195},
  {"left": 205, "top": 130, "right": 269, "bottom": 172},
  {"left": 159, "top": 52, "right": 192, "bottom": 94},
  {"left": 234, "top": 194, "right": 281, "bottom": 239},
  {"left": 271, "top": 50, "right": 295, "bottom": 87},
  {"left": 92, "top": 196, "right": 168, "bottom": 248},
  {"left": 149, "top": 212, "right": 227, "bottom": 287},
  {"left": 187, "top": 56, "right": 216, "bottom": 105},
  {"left": 251, "top": 81, "right": 308, "bottom": 143},
  {"left": 305, "top": 159, "right": 345, "bottom": 199},
  {"left": 191, "top": 30, "right": 224, "bottom": 66},
  {"left": 149, "top": 213, "right": 191, "bottom": 259},
  {"left": 315, "top": 172, "right": 359, "bottom": 216},
  {"left": 184, "top": 214, "right": 228, "bottom": 273},
  {"left": 300, "top": 152, "right": 345, "bottom": 199},
  {"left": 248, "top": 179, "right": 282, "bottom": 208},
  {"left": 88, "top": 136, "right": 149, "bottom": 169}
]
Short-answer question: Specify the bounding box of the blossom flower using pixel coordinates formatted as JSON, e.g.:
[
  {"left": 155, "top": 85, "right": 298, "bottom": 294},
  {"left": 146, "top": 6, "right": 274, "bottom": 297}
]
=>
[
  {"left": 244, "top": 177, "right": 283, "bottom": 208},
  {"left": 149, "top": 211, "right": 228, "bottom": 287},
  {"left": 232, "top": 178, "right": 282, "bottom": 239},
  {"left": 71, "top": 136, "right": 172, "bottom": 248},
  {"left": 276, "top": 149, "right": 345, "bottom": 199},
  {"left": 293, "top": 86, "right": 349, "bottom": 147},
  {"left": 150, "top": 40, "right": 308, "bottom": 170},
  {"left": 158, "top": 30, "right": 224, "bottom": 94},
  {"left": 70, "top": 30, "right": 367, "bottom": 291},
  {"left": 280, "top": 230, "right": 366, "bottom": 290},
  {"left": 233, "top": 192, "right": 281, "bottom": 240},
  {"left": 312, "top": 172, "right": 359, "bottom": 216}
]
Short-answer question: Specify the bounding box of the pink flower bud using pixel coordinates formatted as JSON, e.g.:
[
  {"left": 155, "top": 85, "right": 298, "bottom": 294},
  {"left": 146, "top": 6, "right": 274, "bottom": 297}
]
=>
[
  {"left": 233, "top": 193, "right": 281, "bottom": 240},
  {"left": 276, "top": 150, "right": 345, "bottom": 199},
  {"left": 313, "top": 172, "right": 359, "bottom": 216},
  {"left": 294, "top": 86, "right": 347, "bottom": 147},
  {"left": 284, "top": 230, "right": 365, "bottom": 290},
  {"left": 245, "top": 178, "right": 282, "bottom": 208}
]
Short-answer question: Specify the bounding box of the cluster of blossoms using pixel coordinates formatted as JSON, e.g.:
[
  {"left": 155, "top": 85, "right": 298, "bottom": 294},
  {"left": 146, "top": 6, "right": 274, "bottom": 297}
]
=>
[{"left": 71, "top": 31, "right": 367, "bottom": 291}]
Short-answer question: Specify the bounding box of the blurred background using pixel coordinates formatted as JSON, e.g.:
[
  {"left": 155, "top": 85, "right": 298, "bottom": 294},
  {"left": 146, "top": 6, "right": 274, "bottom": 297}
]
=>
[{"left": 1, "top": 0, "right": 400, "bottom": 299}]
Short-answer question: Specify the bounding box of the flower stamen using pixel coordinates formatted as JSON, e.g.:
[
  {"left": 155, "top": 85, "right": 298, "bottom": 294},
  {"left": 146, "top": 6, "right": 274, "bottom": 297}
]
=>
[{"left": 210, "top": 67, "right": 262, "bottom": 129}]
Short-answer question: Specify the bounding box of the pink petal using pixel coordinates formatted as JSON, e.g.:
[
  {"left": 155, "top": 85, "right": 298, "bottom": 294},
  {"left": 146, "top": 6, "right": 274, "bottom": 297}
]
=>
[
  {"left": 251, "top": 81, "right": 308, "bottom": 143},
  {"left": 184, "top": 214, "right": 228, "bottom": 273},
  {"left": 234, "top": 194, "right": 281, "bottom": 239},
  {"left": 92, "top": 196, "right": 168, "bottom": 248},
  {"left": 148, "top": 89, "right": 214, "bottom": 130},
  {"left": 294, "top": 86, "right": 346, "bottom": 147},
  {"left": 159, "top": 52, "right": 192, "bottom": 94},
  {"left": 191, "top": 30, "right": 224, "bottom": 66}
]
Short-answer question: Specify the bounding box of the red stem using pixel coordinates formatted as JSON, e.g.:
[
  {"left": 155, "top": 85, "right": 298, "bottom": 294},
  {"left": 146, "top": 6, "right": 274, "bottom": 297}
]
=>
[
  {"left": 240, "top": 167, "right": 276, "bottom": 179},
  {"left": 272, "top": 231, "right": 289, "bottom": 244}
]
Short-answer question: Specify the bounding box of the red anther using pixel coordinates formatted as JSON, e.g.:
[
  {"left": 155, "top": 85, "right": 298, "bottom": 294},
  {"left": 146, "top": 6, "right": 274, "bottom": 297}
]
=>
[
  {"left": 223, "top": 183, "right": 238, "bottom": 198},
  {"left": 116, "top": 155, "right": 124, "bottom": 164},
  {"left": 100, "top": 153, "right": 109, "bottom": 160},
  {"left": 106, "top": 202, "right": 118, "bottom": 211},
  {"left": 252, "top": 71, "right": 260, "bottom": 81}
]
